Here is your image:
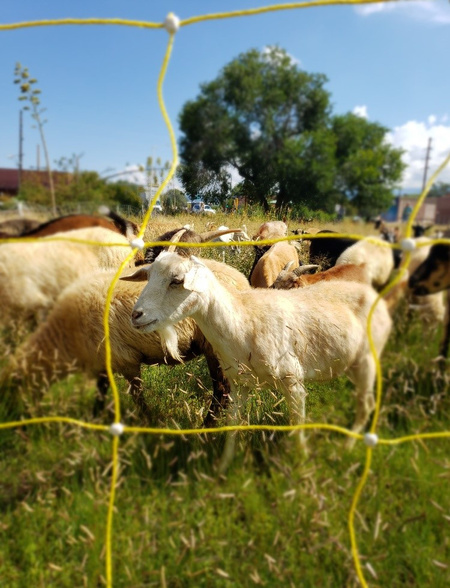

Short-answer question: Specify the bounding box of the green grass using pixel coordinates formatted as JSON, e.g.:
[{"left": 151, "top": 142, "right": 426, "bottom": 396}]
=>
[{"left": 0, "top": 217, "right": 449, "bottom": 587}]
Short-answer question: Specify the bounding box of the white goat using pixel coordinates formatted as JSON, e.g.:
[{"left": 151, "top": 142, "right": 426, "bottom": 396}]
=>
[
  {"left": 0, "top": 226, "right": 134, "bottom": 326},
  {"left": 253, "top": 220, "right": 288, "bottom": 242},
  {"left": 130, "top": 252, "right": 392, "bottom": 471},
  {"left": 332, "top": 236, "right": 445, "bottom": 324},
  {"left": 335, "top": 236, "right": 394, "bottom": 289},
  {"left": 211, "top": 225, "right": 251, "bottom": 260}
]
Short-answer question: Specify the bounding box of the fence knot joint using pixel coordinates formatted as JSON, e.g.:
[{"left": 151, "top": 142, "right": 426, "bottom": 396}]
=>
[
  {"left": 130, "top": 237, "right": 145, "bottom": 250},
  {"left": 400, "top": 238, "right": 416, "bottom": 252},
  {"left": 164, "top": 13, "right": 180, "bottom": 34},
  {"left": 109, "top": 422, "right": 125, "bottom": 436},
  {"left": 364, "top": 433, "right": 379, "bottom": 447}
]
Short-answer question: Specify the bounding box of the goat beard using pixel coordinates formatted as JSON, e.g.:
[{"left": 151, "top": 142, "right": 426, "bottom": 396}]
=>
[{"left": 157, "top": 325, "right": 183, "bottom": 363}]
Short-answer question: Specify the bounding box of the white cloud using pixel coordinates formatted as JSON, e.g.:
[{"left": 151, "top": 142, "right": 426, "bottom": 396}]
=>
[
  {"left": 262, "top": 45, "right": 301, "bottom": 66},
  {"left": 385, "top": 115, "right": 450, "bottom": 190},
  {"left": 106, "top": 165, "right": 146, "bottom": 185},
  {"left": 355, "top": 1, "right": 450, "bottom": 25},
  {"left": 356, "top": 3, "right": 393, "bottom": 16},
  {"left": 353, "top": 105, "right": 368, "bottom": 118},
  {"left": 108, "top": 164, "right": 182, "bottom": 193}
]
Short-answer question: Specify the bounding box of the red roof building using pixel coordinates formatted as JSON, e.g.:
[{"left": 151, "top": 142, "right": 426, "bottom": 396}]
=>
[{"left": 0, "top": 167, "right": 72, "bottom": 198}]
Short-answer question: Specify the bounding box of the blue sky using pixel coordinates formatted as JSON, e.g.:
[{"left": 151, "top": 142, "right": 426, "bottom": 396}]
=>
[{"left": 1, "top": 0, "right": 449, "bottom": 192}]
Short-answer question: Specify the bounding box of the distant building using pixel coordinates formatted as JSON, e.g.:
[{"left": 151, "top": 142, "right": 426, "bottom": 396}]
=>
[
  {"left": 382, "top": 194, "right": 450, "bottom": 225},
  {"left": 0, "top": 168, "right": 22, "bottom": 197},
  {"left": 0, "top": 167, "right": 71, "bottom": 198}
]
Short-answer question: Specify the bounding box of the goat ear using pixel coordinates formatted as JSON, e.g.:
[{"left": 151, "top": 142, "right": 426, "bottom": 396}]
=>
[
  {"left": 191, "top": 255, "right": 206, "bottom": 267},
  {"left": 183, "top": 265, "right": 208, "bottom": 293},
  {"left": 120, "top": 266, "right": 151, "bottom": 282}
]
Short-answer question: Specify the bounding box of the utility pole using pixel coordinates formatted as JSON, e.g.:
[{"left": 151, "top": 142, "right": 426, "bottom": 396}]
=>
[
  {"left": 422, "top": 137, "right": 432, "bottom": 193},
  {"left": 18, "top": 109, "right": 23, "bottom": 191}
]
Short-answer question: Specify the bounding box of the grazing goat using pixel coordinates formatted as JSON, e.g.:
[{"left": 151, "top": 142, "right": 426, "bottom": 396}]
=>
[
  {"left": 308, "top": 229, "right": 402, "bottom": 271},
  {"left": 403, "top": 238, "right": 447, "bottom": 329},
  {"left": 138, "top": 225, "right": 244, "bottom": 265},
  {"left": 130, "top": 252, "right": 392, "bottom": 471},
  {"left": 211, "top": 225, "right": 251, "bottom": 253},
  {"left": 408, "top": 243, "right": 450, "bottom": 358},
  {"left": 412, "top": 224, "right": 433, "bottom": 238},
  {"left": 408, "top": 243, "right": 450, "bottom": 294},
  {"left": 272, "top": 261, "right": 407, "bottom": 317},
  {"left": 250, "top": 241, "right": 300, "bottom": 288},
  {"left": 0, "top": 226, "right": 134, "bottom": 327},
  {"left": 3, "top": 258, "right": 250, "bottom": 424},
  {"left": 373, "top": 218, "right": 397, "bottom": 243},
  {"left": 252, "top": 220, "right": 288, "bottom": 242},
  {"left": 248, "top": 221, "right": 288, "bottom": 283},
  {"left": 308, "top": 230, "right": 358, "bottom": 268},
  {"left": 335, "top": 237, "right": 394, "bottom": 289},
  {"left": 0, "top": 208, "right": 139, "bottom": 240},
  {"left": 272, "top": 262, "right": 370, "bottom": 290}
]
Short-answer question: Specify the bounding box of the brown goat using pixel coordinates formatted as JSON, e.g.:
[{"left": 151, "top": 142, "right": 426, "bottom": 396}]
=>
[
  {"left": 272, "top": 263, "right": 371, "bottom": 289},
  {"left": 273, "top": 261, "right": 407, "bottom": 317},
  {"left": 1, "top": 208, "right": 139, "bottom": 240},
  {"left": 24, "top": 209, "right": 138, "bottom": 239}
]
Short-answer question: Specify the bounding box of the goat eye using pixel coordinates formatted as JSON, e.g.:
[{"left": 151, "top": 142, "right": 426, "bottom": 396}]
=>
[{"left": 170, "top": 277, "right": 183, "bottom": 287}]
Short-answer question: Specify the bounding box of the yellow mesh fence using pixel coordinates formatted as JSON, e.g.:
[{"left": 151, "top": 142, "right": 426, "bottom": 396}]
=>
[{"left": 1, "top": 2, "right": 450, "bottom": 587}]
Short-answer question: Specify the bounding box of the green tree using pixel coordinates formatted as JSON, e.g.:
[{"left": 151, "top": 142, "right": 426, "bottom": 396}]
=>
[
  {"left": 332, "top": 113, "right": 405, "bottom": 218},
  {"left": 178, "top": 47, "right": 405, "bottom": 216},
  {"left": 179, "top": 46, "right": 331, "bottom": 211},
  {"left": 14, "top": 63, "right": 56, "bottom": 214},
  {"left": 161, "top": 188, "right": 187, "bottom": 213},
  {"left": 106, "top": 180, "right": 142, "bottom": 209}
]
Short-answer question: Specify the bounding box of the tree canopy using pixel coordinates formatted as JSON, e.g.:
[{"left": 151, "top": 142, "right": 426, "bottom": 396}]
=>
[
  {"left": 178, "top": 46, "right": 405, "bottom": 217},
  {"left": 161, "top": 188, "right": 188, "bottom": 214}
]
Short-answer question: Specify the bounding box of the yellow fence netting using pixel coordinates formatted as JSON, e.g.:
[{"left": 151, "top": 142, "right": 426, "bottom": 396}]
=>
[{"left": 1, "top": 2, "right": 450, "bottom": 587}]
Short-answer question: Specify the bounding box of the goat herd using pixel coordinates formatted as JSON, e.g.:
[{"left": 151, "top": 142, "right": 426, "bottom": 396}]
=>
[{"left": 0, "top": 210, "right": 449, "bottom": 471}]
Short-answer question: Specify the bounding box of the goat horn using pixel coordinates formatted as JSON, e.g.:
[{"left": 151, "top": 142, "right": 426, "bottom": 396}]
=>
[
  {"left": 293, "top": 264, "right": 320, "bottom": 276},
  {"left": 199, "top": 228, "right": 243, "bottom": 242},
  {"left": 282, "top": 261, "right": 295, "bottom": 272},
  {"left": 167, "top": 228, "right": 188, "bottom": 252}
]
